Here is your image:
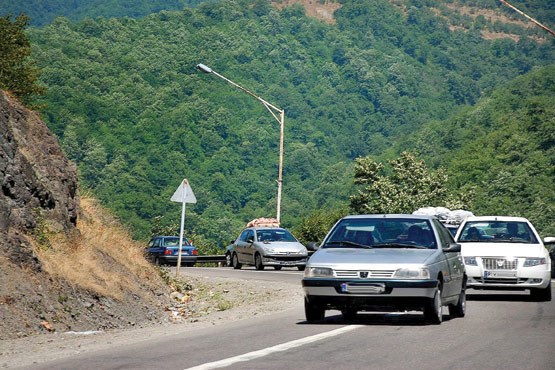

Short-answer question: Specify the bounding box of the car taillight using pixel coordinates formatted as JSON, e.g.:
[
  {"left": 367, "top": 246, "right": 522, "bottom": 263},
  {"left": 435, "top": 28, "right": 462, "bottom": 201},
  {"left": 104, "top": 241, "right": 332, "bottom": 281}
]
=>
[
  {"left": 193, "top": 250, "right": 198, "bottom": 255},
  {"left": 164, "top": 250, "right": 172, "bottom": 255}
]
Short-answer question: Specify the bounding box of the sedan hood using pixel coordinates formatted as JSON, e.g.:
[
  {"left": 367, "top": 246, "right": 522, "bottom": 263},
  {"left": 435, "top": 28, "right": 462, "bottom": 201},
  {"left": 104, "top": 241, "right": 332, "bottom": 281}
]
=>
[
  {"left": 256, "top": 241, "right": 307, "bottom": 254},
  {"left": 461, "top": 242, "right": 548, "bottom": 258},
  {"left": 309, "top": 248, "right": 437, "bottom": 267}
]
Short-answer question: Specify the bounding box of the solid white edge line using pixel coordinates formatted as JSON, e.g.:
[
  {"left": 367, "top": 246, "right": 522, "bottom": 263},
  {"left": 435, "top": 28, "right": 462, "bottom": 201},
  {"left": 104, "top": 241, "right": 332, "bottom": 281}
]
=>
[{"left": 184, "top": 325, "right": 362, "bottom": 370}]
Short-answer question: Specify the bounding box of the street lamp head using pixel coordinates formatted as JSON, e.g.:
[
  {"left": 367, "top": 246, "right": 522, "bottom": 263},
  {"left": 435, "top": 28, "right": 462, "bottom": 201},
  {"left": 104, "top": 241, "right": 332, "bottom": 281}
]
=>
[{"left": 196, "top": 63, "right": 212, "bottom": 74}]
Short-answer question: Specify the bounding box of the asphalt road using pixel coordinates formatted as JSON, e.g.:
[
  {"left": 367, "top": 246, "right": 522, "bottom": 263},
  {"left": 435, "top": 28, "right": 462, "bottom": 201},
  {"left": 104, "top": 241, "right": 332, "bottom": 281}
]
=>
[{"left": 25, "top": 267, "right": 555, "bottom": 370}]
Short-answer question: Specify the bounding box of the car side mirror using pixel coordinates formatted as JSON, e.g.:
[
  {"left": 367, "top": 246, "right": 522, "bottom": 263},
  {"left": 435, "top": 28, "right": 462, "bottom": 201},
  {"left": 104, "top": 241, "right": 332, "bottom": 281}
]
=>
[
  {"left": 306, "top": 242, "right": 320, "bottom": 251},
  {"left": 444, "top": 243, "right": 461, "bottom": 253},
  {"left": 246, "top": 237, "right": 254, "bottom": 243},
  {"left": 543, "top": 237, "right": 555, "bottom": 245}
]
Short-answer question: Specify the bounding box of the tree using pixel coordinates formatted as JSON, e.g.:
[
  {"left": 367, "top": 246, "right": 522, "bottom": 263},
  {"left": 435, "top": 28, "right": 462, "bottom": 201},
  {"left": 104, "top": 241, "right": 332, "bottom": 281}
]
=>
[
  {"left": 350, "top": 152, "right": 470, "bottom": 214},
  {"left": 0, "top": 14, "right": 45, "bottom": 103}
]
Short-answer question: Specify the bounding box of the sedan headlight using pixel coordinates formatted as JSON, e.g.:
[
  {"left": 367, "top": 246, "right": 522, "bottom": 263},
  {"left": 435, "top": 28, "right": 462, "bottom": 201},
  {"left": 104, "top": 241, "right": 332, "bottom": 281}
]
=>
[
  {"left": 393, "top": 268, "right": 430, "bottom": 279},
  {"left": 523, "top": 257, "right": 547, "bottom": 267},
  {"left": 464, "top": 256, "right": 477, "bottom": 266},
  {"left": 304, "top": 267, "right": 334, "bottom": 277}
]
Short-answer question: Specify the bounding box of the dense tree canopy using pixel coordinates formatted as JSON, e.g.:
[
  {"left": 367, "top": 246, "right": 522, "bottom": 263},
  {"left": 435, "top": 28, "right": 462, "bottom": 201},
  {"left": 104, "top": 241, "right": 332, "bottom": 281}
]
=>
[
  {"left": 0, "top": 14, "right": 44, "bottom": 103},
  {"left": 3, "top": 0, "right": 552, "bottom": 245},
  {"left": 349, "top": 152, "right": 470, "bottom": 214}
]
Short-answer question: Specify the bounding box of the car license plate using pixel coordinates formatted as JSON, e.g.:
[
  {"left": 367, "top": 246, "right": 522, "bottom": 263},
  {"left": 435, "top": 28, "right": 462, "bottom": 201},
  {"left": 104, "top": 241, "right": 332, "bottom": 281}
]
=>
[
  {"left": 484, "top": 270, "right": 516, "bottom": 278},
  {"left": 341, "top": 283, "right": 385, "bottom": 294}
]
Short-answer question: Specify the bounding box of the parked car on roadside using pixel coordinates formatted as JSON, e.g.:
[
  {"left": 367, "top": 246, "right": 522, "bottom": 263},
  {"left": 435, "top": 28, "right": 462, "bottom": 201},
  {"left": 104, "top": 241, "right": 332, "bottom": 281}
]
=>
[
  {"left": 228, "top": 226, "right": 308, "bottom": 270},
  {"left": 146, "top": 236, "right": 198, "bottom": 266},
  {"left": 454, "top": 216, "right": 551, "bottom": 301},
  {"left": 302, "top": 214, "right": 466, "bottom": 324}
]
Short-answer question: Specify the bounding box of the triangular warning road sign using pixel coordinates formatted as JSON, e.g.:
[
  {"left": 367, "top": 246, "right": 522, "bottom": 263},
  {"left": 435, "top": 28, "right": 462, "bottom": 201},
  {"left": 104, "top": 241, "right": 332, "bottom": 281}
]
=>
[{"left": 170, "top": 179, "right": 197, "bottom": 203}]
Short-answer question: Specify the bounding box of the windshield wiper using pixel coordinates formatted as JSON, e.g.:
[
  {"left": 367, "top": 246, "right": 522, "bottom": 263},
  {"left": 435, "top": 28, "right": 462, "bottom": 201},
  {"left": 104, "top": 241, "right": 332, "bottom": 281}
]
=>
[
  {"left": 323, "top": 241, "right": 373, "bottom": 249},
  {"left": 372, "top": 243, "right": 428, "bottom": 249}
]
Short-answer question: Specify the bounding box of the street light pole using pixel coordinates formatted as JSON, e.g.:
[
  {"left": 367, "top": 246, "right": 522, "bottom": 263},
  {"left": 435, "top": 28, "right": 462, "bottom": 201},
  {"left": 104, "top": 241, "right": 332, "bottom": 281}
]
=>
[{"left": 196, "top": 63, "right": 285, "bottom": 224}]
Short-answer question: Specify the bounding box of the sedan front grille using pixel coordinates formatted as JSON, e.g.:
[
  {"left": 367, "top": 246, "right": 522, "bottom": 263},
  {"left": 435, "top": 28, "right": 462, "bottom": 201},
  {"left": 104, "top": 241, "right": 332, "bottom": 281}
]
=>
[
  {"left": 335, "top": 270, "right": 395, "bottom": 278},
  {"left": 481, "top": 258, "right": 518, "bottom": 270}
]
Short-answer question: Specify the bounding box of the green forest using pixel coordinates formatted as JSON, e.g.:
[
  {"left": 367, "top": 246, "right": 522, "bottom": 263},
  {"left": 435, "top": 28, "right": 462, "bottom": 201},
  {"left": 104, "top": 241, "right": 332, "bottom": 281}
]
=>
[{"left": 1, "top": 0, "right": 554, "bottom": 250}]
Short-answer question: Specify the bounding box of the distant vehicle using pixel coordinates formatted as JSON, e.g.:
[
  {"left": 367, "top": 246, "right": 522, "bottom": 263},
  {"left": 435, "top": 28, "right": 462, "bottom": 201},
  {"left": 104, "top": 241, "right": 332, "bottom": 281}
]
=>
[
  {"left": 444, "top": 223, "right": 459, "bottom": 236},
  {"left": 146, "top": 236, "right": 198, "bottom": 266},
  {"left": 228, "top": 226, "right": 308, "bottom": 270},
  {"left": 413, "top": 207, "right": 473, "bottom": 237},
  {"left": 454, "top": 216, "right": 551, "bottom": 301},
  {"left": 302, "top": 214, "right": 466, "bottom": 324}
]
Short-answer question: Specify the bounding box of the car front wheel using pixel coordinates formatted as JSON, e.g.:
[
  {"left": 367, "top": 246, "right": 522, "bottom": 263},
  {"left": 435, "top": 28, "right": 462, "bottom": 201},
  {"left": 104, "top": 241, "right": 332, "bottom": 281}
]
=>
[
  {"left": 305, "top": 297, "right": 325, "bottom": 323},
  {"left": 232, "top": 253, "right": 242, "bottom": 270},
  {"left": 530, "top": 282, "right": 552, "bottom": 302},
  {"left": 424, "top": 284, "right": 443, "bottom": 324},
  {"left": 254, "top": 254, "right": 264, "bottom": 270}
]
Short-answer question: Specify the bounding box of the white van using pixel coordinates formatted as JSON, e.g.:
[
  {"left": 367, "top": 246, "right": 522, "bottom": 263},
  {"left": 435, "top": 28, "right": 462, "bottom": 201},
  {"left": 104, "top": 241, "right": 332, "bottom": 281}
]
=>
[{"left": 455, "top": 216, "right": 551, "bottom": 301}]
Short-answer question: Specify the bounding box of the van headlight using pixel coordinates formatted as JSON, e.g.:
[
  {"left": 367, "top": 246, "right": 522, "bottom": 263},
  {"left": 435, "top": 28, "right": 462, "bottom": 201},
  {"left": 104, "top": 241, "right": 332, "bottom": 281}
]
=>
[
  {"left": 393, "top": 268, "right": 430, "bottom": 279},
  {"left": 305, "top": 267, "right": 334, "bottom": 277},
  {"left": 523, "top": 257, "right": 547, "bottom": 267}
]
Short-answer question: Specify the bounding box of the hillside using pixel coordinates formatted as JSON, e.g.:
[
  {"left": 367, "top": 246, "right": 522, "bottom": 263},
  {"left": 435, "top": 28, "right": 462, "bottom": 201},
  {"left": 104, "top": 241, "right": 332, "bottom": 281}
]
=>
[
  {"left": 15, "top": 0, "right": 553, "bottom": 248},
  {"left": 0, "top": 90, "right": 179, "bottom": 340},
  {"left": 406, "top": 64, "right": 555, "bottom": 234}
]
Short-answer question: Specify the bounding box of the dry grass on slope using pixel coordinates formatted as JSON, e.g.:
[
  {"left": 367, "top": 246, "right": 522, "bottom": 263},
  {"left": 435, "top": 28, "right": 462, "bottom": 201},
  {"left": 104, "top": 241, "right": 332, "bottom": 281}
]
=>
[{"left": 35, "top": 196, "right": 165, "bottom": 301}]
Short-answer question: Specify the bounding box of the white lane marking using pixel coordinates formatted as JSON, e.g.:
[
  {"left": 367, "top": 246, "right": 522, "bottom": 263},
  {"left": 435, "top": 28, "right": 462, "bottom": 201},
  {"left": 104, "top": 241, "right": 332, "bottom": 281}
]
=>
[{"left": 184, "top": 325, "right": 362, "bottom": 370}]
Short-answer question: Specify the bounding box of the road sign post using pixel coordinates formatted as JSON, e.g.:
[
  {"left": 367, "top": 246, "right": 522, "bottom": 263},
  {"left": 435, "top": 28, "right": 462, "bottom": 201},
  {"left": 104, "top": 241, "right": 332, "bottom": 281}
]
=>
[{"left": 170, "top": 179, "right": 197, "bottom": 276}]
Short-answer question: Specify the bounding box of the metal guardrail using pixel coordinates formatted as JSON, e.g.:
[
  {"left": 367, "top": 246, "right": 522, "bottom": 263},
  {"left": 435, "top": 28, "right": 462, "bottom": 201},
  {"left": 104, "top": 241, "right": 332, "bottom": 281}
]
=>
[{"left": 196, "top": 255, "right": 227, "bottom": 264}]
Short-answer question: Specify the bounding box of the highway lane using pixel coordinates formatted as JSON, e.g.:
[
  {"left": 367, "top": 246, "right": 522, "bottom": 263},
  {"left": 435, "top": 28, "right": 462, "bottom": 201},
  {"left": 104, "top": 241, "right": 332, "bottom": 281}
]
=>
[{"left": 24, "top": 267, "right": 555, "bottom": 370}]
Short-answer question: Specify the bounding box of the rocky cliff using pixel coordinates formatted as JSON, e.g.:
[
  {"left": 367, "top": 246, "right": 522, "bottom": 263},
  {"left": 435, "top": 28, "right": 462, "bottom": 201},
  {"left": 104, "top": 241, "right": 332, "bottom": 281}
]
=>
[
  {"left": 0, "top": 91, "right": 173, "bottom": 340},
  {"left": 0, "top": 89, "right": 79, "bottom": 266}
]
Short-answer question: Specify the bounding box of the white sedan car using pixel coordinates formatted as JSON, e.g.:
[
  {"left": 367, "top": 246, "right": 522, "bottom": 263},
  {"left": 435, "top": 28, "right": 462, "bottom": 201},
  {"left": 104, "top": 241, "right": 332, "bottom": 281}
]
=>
[{"left": 455, "top": 216, "right": 551, "bottom": 301}]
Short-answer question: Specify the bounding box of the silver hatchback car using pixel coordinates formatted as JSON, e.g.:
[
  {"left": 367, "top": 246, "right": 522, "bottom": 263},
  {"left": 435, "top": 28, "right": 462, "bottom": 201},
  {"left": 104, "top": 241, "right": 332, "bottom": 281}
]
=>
[
  {"left": 230, "top": 227, "right": 308, "bottom": 270},
  {"left": 302, "top": 214, "right": 466, "bottom": 324}
]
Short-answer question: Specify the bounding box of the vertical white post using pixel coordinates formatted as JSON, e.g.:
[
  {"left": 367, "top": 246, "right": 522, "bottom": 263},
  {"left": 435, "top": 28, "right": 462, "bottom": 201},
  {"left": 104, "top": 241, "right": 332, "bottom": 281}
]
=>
[{"left": 176, "top": 182, "right": 187, "bottom": 277}]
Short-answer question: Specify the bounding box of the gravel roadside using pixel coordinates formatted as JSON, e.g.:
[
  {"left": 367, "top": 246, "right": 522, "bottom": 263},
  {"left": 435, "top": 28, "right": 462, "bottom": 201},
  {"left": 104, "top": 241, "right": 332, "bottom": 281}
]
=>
[{"left": 0, "top": 274, "right": 304, "bottom": 369}]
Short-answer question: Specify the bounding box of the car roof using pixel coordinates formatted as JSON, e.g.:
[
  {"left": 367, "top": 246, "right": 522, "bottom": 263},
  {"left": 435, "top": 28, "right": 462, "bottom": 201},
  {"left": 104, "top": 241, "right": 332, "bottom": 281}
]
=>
[
  {"left": 463, "top": 216, "right": 530, "bottom": 222},
  {"left": 340, "top": 214, "right": 437, "bottom": 220}
]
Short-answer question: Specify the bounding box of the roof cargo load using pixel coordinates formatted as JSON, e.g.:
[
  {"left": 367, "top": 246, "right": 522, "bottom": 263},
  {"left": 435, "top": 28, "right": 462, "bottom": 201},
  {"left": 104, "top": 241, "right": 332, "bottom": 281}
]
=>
[
  {"left": 246, "top": 218, "right": 280, "bottom": 228},
  {"left": 413, "top": 207, "right": 474, "bottom": 225}
]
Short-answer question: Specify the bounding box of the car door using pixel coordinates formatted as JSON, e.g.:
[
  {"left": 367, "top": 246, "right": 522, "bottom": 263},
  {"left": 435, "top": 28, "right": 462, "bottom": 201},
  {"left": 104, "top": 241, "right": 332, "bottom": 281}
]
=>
[
  {"left": 434, "top": 220, "right": 464, "bottom": 299},
  {"left": 235, "top": 229, "right": 253, "bottom": 264},
  {"left": 148, "top": 237, "right": 161, "bottom": 259}
]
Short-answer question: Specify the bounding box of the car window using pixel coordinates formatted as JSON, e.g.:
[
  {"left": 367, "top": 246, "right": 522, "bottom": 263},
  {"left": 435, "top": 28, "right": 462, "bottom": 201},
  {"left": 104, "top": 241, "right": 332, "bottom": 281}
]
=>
[
  {"left": 325, "top": 218, "right": 437, "bottom": 249},
  {"left": 257, "top": 229, "right": 297, "bottom": 242},
  {"left": 458, "top": 221, "right": 537, "bottom": 243},
  {"left": 148, "top": 239, "right": 155, "bottom": 248},
  {"left": 433, "top": 219, "right": 455, "bottom": 248},
  {"left": 164, "top": 238, "right": 180, "bottom": 247},
  {"left": 239, "top": 229, "right": 250, "bottom": 242}
]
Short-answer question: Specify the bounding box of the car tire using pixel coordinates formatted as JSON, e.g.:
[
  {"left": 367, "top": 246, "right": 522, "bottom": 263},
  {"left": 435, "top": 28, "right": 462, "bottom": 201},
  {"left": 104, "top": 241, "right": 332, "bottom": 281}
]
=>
[
  {"left": 273, "top": 266, "right": 282, "bottom": 270},
  {"left": 255, "top": 254, "right": 264, "bottom": 270},
  {"left": 530, "top": 283, "right": 552, "bottom": 302},
  {"left": 297, "top": 266, "right": 306, "bottom": 271},
  {"left": 305, "top": 297, "right": 325, "bottom": 323},
  {"left": 154, "top": 256, "right": 161, "bottom": 266},
  {"left": 225, "top": 253, "right": 232, "bottom": 267},
  {"left": 232, "top": 253, "right": 242, "bottom": 270},
  {"left": 424, "top": 284, "right": 443, "bottom": 325},
  {"left": 448, "top": 287, "right": 466, "bottom": 318}
]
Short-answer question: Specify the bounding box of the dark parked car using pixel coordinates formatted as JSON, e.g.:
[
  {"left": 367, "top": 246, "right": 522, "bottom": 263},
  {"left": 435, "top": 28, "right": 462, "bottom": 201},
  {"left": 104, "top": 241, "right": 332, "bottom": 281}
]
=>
[{"left": 146, "top": 236, "right": 198, "bottom": 266}]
